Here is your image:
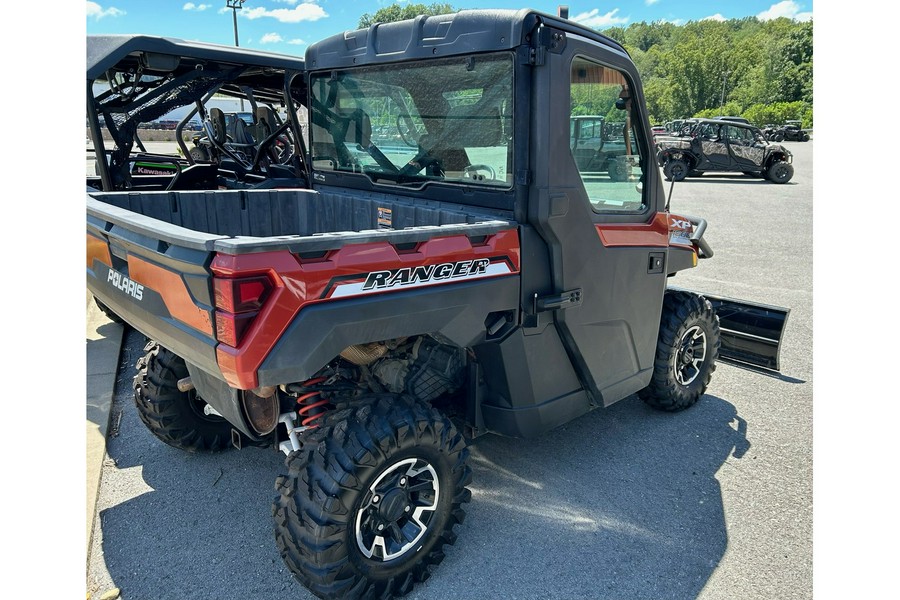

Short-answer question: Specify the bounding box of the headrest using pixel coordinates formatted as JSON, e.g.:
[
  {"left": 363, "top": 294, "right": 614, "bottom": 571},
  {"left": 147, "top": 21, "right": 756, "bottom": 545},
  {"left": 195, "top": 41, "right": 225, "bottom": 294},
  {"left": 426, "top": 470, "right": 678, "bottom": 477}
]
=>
[
  {"left": 339, "top": 108, "right": 371, "bottom": 148},
  {"left": 256, "top": 106, "right": 276, "bottom": 129},
  {"left": 208, "top": 107, "right": 227, "bottom": 145}
]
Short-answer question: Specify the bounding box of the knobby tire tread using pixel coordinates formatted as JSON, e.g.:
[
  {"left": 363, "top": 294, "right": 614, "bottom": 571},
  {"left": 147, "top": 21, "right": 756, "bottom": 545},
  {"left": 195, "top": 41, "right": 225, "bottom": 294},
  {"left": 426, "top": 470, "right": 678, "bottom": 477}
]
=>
[
  {"left": 132, "top": 341, "right": 232, "bottom": 452},
  {"left": 639, "top": 290, "right": 720, "bottom": 411},
  {"left": 273, "top": 394, "right": 471, "bottom": 600}
]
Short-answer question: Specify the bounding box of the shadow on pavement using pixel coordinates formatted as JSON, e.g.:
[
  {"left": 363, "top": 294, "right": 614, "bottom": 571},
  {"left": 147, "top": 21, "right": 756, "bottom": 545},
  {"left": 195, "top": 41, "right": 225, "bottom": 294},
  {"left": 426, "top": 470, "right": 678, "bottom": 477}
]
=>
[
  {"left": 95, "top": 330, "right": 748, "bottom": 599},
  {"left": 678, "top": 176, "right": 797, "bottom": 186},
  {"left": 453, "top": 393, "right": 749, "bottom": 599}
]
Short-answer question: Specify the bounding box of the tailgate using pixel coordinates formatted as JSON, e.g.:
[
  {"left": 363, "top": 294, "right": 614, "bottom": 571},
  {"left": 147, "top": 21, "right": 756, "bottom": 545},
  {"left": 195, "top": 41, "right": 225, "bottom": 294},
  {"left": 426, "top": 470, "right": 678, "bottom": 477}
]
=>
[{"left": 86, "top": 195, "right": 228, "bottom": 376}]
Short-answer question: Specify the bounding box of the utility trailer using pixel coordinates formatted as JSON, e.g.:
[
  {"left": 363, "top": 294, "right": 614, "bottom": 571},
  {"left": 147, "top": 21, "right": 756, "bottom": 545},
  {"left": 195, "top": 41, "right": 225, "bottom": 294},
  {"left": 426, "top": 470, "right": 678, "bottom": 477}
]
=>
[{"left": 86, "top": 9, "right": 788, "bottom": 599}]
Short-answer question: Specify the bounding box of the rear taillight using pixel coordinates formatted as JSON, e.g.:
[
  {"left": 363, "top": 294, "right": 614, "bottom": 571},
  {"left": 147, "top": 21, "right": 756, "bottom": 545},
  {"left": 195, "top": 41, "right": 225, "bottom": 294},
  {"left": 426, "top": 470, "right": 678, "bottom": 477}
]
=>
[
  {"left": 214, "top": 275, "right": 274, "bottom": 347},
  {"left": 214, "top": 275, "right": 272, "bottom": 313}
]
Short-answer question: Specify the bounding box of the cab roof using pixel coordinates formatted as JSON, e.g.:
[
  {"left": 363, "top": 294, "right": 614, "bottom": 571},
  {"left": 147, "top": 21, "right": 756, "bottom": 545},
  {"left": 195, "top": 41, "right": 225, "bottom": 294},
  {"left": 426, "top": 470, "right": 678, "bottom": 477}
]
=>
[
  {"left": 305, "top": 8, "right": 628, "bottom": 70},
  {"left": 87, "top": 34, "right": 305, "bottom": 81}
]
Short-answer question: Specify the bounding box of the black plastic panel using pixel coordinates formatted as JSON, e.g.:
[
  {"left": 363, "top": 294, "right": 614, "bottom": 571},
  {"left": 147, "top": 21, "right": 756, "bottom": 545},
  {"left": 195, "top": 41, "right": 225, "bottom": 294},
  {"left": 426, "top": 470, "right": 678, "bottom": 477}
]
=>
[{"left": 257, "top": 276, "right": 520, "bottom": 386}]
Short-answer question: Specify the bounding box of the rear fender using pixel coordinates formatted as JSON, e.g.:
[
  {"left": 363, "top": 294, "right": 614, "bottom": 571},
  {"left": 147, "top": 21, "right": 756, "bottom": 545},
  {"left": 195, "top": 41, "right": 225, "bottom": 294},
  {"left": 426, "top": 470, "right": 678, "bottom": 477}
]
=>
[{"left": 657, "top": 147, "right": 695, "bottom": 168}]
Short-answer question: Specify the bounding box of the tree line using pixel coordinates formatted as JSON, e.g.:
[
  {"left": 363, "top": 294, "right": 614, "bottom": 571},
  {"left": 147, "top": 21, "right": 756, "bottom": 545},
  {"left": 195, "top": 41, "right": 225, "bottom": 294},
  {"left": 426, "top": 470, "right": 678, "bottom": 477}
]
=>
[
  {"left": 358, "top": 6, "right": 813, "bottom": 128},
  {"left": 604, "top": 18, "right": 812, "bottom": 127}
]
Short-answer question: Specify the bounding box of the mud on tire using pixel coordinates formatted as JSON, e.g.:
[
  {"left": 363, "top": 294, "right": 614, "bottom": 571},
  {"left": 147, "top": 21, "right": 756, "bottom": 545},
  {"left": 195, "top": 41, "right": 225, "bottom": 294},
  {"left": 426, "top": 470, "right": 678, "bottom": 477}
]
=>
[
  {"left": 639, "top": 291, "right": 721, "bottom": 412},
  {"left": 132, "top": 341, "right": 232, "bottom": 452},
  {"left": 273, "top": 394, "right": 471, "bottom": 600}
]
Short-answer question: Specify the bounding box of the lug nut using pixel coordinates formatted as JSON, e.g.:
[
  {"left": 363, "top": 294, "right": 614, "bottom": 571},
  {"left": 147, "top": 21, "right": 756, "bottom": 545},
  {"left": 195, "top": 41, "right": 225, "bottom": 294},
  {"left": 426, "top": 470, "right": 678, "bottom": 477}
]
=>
[
  {"left": 372, "top": 495, "right": 380, "bottom": 503},
  {"left": 378, "top": 524, "right": 384, "bottom": 531},
  {"left": 404, "top": 506, "right": 410, "bottom": 512},
  {"left": 399, "top": 478, "right": 406, "bottom": 486}
]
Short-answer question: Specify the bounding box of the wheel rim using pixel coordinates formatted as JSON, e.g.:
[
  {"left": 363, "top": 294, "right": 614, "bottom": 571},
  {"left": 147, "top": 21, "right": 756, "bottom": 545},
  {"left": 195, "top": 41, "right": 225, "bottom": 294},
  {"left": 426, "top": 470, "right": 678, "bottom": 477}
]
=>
[
  {"left": 671, "top": 161, "right": 686, "bottom": 178},
  {"left": 774, "top": 165, "right": 787, "bottom": 180},
  {"left": 675, "top": 325, "right": 707, "bottom": 385},
  {"left": 187, "top": 391, "right": 225, "bottom": 423},
  {"left": 355, "top": 457, "right": 440, "bottom": 561}
]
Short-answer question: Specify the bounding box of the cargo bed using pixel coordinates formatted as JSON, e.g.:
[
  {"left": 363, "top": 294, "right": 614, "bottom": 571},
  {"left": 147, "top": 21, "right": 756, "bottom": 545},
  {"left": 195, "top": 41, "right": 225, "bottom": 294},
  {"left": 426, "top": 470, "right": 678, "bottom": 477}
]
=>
[{"left": 87, "top": 186, "right": 515, "bottom": 254}]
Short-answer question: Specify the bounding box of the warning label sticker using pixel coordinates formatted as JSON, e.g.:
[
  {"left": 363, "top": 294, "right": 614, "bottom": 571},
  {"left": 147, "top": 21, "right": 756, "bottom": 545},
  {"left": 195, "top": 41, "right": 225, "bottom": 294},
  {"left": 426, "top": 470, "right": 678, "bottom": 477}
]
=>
[{"left": 377, "top": 207, "right": 392, "bottom": 229}]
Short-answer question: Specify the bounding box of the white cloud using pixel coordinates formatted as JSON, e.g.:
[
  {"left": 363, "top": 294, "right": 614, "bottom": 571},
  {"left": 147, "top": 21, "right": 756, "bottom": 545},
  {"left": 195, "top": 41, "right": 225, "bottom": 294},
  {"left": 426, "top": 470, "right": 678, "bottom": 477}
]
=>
[
  {"left": 702, "top": 14, "right": 727, "bottom": 22},
  {"left": 86, "top": 1, "right": 125, "bottom": 19},
  {"left": 260, "top": 32, "right": 284, "bottom": 44},
  {"left": 645, "top": 0, "right": 660, "bottom": 5},
  {"left": 183, "top": 3, "right": 212, "bottom": 11},
  {"left": 757, "top": 1, "right": 813, "bottom": 21},
  {"left": 571, "top": 8, "right": 629, "bottom": 28},
  {"left": 287, "top": 38, "right": 307, "bottom": 46},
  {"left": 243, "top": 2, "right": 328, "bottom": 23}
]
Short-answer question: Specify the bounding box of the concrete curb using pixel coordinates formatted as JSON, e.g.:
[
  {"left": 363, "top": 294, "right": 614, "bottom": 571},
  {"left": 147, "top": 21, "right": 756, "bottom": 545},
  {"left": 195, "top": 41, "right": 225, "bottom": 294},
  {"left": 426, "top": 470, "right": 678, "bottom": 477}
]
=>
[{"left": 86, "top": 291, "right": 124, "bottom": 561}]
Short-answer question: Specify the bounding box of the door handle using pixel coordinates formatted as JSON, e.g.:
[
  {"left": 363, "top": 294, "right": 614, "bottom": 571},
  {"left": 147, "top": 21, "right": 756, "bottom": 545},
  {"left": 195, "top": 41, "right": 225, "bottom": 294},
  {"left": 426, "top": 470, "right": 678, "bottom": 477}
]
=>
[{"left": 534, "top": 289, "right": 583, "bottom": 312}]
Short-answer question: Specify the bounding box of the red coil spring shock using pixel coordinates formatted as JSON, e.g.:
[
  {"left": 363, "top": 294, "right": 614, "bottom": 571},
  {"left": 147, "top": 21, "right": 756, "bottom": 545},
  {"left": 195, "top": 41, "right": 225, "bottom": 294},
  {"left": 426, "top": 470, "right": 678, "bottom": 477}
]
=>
[{"left": 296, "top": 376, "right": 330, "bottom": 429}]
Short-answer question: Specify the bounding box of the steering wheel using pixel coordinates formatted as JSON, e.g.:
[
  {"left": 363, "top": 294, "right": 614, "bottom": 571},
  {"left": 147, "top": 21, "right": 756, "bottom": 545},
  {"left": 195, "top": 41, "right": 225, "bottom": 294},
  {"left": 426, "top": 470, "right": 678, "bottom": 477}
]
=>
[
  {"left": 397, "top": 114, "right": 419, "bottom": 147},
  {"left": 463, "top": 164, "right": 496, "bottom": 181},
  {"left": 266, "top": 134, "right": 294, "bottom": 165},
  {"left": 397, "top": 135, "right": 436, "bottom": 179}
]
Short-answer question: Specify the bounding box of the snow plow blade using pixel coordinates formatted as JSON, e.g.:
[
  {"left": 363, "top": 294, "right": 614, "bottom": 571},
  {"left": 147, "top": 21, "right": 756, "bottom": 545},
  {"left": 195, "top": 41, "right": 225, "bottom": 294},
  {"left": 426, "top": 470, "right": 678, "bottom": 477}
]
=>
[{"left": 704, "top": 293, "right": 790, "bottom": 372}]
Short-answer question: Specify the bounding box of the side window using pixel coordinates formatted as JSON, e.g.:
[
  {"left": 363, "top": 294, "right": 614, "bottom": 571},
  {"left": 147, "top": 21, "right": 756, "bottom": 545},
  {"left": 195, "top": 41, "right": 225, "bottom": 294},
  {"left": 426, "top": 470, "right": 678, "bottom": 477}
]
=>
[
  {"left": 570, "top": 57, "right": 645, "bottom": 213},
  {"left": 698, "top": 123, "right": 719, "bottom": 140},
  {"left": 725, "top": 125, "right": 752, "bottom": 145}
]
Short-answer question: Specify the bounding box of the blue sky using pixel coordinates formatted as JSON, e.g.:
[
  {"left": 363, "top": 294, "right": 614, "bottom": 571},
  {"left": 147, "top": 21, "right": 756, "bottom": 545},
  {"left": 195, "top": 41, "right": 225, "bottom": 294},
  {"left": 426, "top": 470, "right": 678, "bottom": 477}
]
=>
[{"left": 85, "top": 1, "right": 814, "bottom": 52}]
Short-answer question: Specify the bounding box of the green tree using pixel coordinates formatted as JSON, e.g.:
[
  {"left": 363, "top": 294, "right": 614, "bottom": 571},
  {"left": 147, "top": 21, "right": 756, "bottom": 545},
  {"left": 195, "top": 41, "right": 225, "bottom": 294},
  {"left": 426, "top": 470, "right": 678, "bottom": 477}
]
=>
[
  {"left": 359, "top": 3, "right": 457, "bottom": 28},
  {"left": 593, "top": 16, "right": 812, "bottom": 123}
]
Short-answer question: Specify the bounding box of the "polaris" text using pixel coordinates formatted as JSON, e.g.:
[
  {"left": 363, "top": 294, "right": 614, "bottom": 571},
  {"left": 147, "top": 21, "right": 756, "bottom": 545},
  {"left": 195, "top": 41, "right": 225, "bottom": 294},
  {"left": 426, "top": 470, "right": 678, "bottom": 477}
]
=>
[
  {"left": 107, "top": 269, "right": 144, "bottom": 300},
  {"left": 362, "top": 259, "right": 491, "bottom": 291}
]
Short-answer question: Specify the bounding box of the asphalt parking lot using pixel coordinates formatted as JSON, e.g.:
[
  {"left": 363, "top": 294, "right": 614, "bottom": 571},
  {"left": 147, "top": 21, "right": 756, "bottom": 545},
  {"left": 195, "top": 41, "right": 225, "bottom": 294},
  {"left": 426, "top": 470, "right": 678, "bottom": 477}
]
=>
[{"left": 86, "top": 141, "right": 813, "bottom": 599}]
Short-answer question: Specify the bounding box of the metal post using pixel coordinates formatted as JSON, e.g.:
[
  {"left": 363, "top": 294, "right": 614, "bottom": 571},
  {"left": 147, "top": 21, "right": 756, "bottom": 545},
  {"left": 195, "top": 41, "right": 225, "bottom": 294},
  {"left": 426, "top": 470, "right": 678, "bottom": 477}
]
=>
[{"left": 227, "top": 1, "right": 246, "bottom": 110}]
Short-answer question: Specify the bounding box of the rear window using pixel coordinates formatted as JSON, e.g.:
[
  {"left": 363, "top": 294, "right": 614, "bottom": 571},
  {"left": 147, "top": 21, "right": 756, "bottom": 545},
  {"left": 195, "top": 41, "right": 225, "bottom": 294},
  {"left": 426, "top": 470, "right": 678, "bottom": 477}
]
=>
[{"left": 309, "top": 53, "right": 514, "bottom": 189}]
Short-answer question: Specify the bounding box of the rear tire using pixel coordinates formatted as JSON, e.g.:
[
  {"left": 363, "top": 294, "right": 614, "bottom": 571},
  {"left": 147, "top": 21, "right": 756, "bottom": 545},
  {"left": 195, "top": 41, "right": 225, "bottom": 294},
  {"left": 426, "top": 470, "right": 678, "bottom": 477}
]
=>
[
  {"left": 94, "top": 296, "right": 125, "bottom": 325},
  {"left": 608, "top": 159, "right": 633, "bottom": 182},
  {"left": 189, "top": 146, "right": 210, "bottom": 162},
  {"left": 639, "top": 291, "right": 720, "bottom": 412},
  {"left": 273, "top": 394, "right": 471, "bottom": 600},
  {"left": 132, "top": 341, "right": 232, "bottom": 452}
]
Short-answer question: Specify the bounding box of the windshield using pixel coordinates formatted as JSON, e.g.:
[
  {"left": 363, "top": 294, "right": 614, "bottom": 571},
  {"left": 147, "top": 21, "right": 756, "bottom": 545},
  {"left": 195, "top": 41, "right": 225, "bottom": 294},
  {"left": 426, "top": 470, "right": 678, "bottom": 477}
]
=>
[{"left": 309, "top": 53, "right": 513, "bottom": 188}]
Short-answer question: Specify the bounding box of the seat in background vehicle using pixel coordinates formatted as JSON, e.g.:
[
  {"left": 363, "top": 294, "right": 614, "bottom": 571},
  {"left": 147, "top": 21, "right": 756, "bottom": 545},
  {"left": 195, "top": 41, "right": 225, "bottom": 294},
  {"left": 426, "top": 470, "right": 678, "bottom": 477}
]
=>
[
  {"left": 204, "top": 108, "right": 255, "bottom": 170},
  {"left": 255, "top": 106, "right": 277, "bottom": 140}
]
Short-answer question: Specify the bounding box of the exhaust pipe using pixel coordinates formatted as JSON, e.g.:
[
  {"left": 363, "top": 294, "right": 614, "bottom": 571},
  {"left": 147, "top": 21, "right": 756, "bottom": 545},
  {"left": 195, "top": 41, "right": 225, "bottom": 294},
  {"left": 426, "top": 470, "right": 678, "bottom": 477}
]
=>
[{"left": 177, "top": 377, "right": 194, "bottom": 392}]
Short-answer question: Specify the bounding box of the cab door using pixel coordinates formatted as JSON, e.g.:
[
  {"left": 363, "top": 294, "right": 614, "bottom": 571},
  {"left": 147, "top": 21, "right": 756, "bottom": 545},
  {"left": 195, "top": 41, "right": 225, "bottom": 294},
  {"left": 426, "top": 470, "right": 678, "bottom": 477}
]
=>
[
  {"left": 725, "top": 125, "right": 766, "bottom": 170},
  {"left": 697, "top": 122, "right": 732, "bottom": 169},
  {"left": 526, "top": 30, "right": 669, "bottom": 407}
]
